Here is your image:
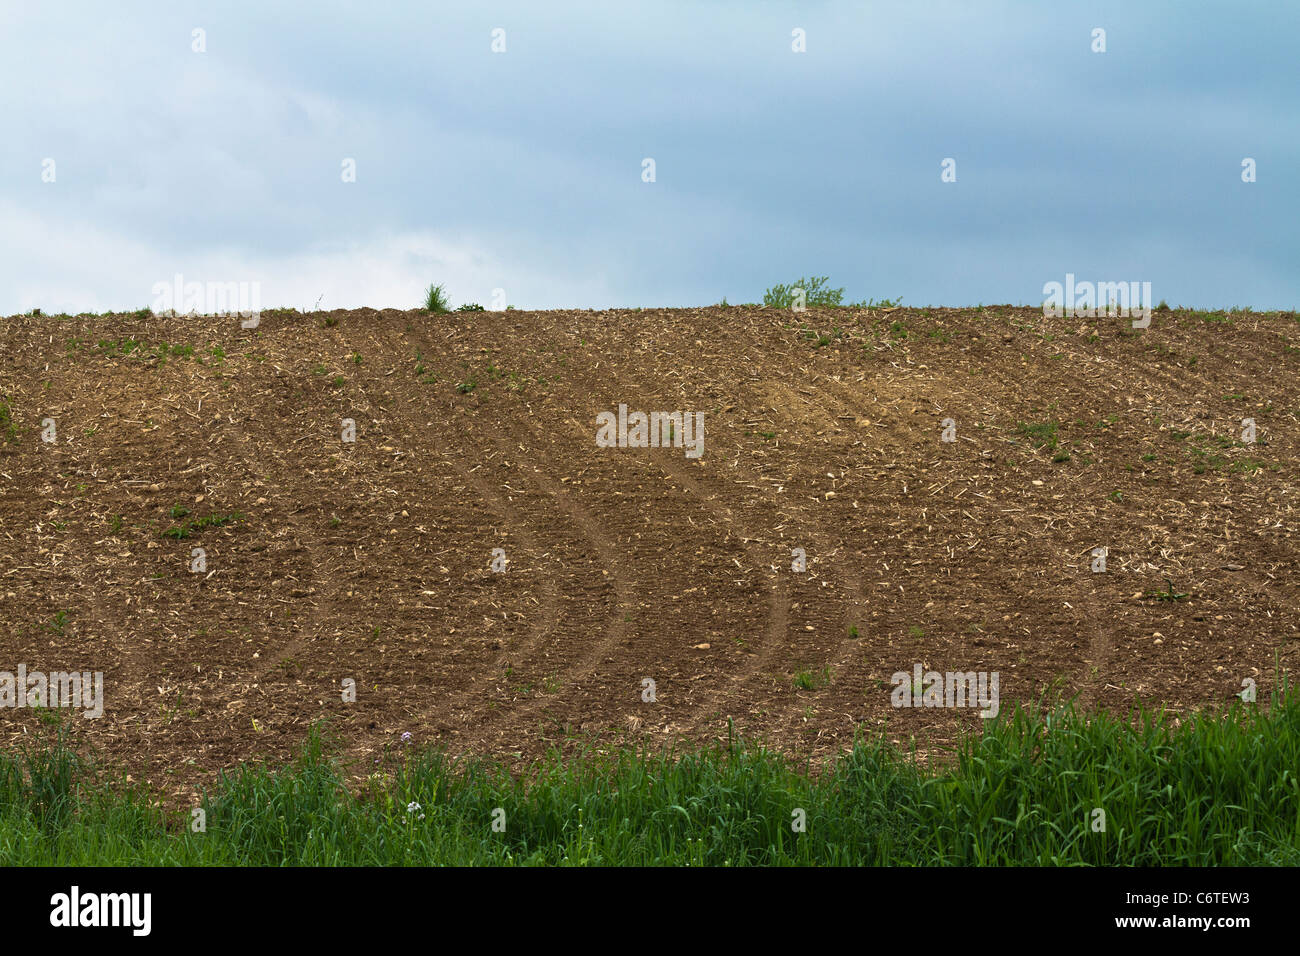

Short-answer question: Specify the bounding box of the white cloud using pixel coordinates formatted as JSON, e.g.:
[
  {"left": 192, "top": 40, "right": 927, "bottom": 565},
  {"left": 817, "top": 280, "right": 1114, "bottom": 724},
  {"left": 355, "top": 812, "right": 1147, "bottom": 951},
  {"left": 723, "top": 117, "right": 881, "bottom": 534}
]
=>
[{"left": 0, "top": 199, "right": 616, "bottom": 314}]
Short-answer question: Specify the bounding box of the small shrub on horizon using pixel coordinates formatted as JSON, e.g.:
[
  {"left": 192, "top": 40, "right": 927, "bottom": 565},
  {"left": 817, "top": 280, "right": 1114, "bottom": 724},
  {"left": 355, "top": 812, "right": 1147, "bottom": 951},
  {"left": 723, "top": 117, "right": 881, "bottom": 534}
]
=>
[{"left": 764, "top": 276, "right": 845, "bottom": 309}]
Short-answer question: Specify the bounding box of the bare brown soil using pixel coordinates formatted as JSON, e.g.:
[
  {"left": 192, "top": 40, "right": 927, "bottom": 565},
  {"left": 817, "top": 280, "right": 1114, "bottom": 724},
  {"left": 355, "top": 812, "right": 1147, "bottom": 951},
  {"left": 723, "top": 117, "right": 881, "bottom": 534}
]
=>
[{"left": 1, "top": 305, "right": 1296, "bottom": 798}]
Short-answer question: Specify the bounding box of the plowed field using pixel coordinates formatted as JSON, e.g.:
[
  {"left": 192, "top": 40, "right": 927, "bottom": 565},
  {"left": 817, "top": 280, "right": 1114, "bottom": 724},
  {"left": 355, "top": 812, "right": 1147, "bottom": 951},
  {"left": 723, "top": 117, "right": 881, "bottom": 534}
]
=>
[{"left": 2, "top": 305, "right": 1296, "bottom": 796}]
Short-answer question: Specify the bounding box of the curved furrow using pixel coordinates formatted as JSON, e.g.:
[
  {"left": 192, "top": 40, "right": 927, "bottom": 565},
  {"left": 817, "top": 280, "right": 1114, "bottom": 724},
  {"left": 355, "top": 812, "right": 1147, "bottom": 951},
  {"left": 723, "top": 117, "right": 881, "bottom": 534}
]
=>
[
  {"left": 329, "top": 319, "right": 572, "bottom": 746},
  {"left": 395, "top": 320, "right": 643, "bottom": 747},
  {"left": 542, "top": 330, "right": 886, "bottom": 736}
]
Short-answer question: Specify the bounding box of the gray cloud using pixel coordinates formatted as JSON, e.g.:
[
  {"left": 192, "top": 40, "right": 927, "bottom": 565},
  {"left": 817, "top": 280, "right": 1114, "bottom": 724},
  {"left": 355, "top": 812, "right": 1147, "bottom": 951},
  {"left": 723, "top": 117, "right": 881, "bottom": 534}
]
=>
[{"left": 2, "top": 0, "right": 1295, "bottom": 313}]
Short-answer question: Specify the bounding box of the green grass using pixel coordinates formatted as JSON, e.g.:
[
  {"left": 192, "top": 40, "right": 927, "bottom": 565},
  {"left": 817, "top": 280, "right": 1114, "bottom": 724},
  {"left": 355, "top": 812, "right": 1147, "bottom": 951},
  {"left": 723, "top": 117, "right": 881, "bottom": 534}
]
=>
[
  {"left": 161, "top": 512, "right": 245, "bottom": 540},
  {"left": 1169, "top": 429, "right": 1271, "bottom": 476},
  {"left": 423, "top": 283, "right": 450, "bottom": 314},
  {"left": 797, "top": 323, "right": 846, "bottom": 348},
  {"left": 0, "top": 397, "right": 18, "bottom": 443},
  {"left": 1143, "top": 579, "right": 1190, "bottom": 602},
  {"left": 3, "top": 684, "right": 1298, "bottom": 865},
  {"left": 84, "top": 338, "right": 196, "bottom": 364},
  {"left": 792, "top": 666, "right": 832, "bottom": 690},
  {"left": 1016, "top": 420, "right": 1060, "bottom": 451}
]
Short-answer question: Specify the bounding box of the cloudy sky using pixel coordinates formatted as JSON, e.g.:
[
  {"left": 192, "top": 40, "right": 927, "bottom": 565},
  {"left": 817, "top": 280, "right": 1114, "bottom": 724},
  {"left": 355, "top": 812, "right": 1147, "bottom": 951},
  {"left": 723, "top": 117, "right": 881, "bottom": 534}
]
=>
[{"left": 2, "top": 0, "right": 1296, "bottom": 314}]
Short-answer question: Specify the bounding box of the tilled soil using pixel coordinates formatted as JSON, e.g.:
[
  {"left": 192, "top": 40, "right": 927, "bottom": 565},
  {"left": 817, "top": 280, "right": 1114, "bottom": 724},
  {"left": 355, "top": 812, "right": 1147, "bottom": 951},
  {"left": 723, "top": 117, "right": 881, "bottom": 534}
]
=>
[{"left": 1, "top": 305, "right": 1296, "bottom": 799}]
